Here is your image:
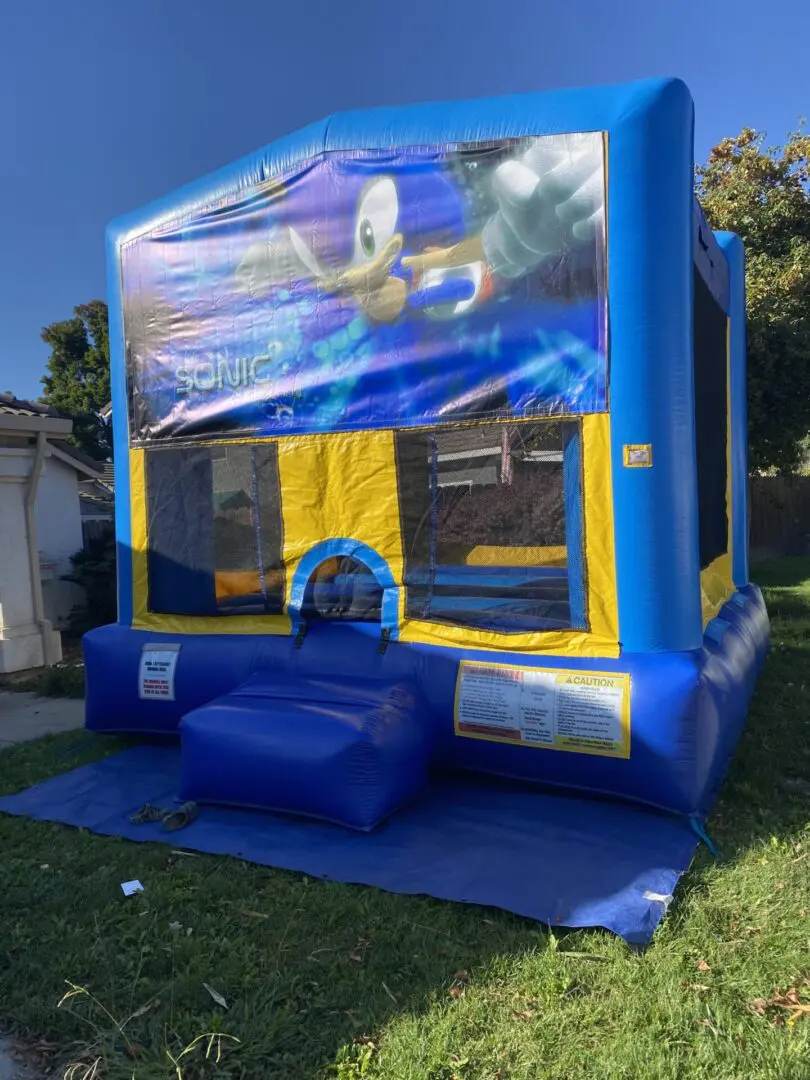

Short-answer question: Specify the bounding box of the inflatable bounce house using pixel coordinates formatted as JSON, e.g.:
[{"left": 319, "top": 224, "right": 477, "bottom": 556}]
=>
[{"left": 19, "top": 76, "right": 771, "bottom": 942}]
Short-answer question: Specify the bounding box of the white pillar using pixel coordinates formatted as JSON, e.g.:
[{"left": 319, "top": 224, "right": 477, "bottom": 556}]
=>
[{"left": 0, "top": 446, "right": 62, "bottom": 673}]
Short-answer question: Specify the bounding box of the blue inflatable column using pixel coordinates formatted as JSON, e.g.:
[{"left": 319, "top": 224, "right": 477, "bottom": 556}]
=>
[
  {"left": 608, "top": 79, "right": 703, "bottom": 652},
  {"left": 716, "top": 232, "right": 749, "bottom": 589}
]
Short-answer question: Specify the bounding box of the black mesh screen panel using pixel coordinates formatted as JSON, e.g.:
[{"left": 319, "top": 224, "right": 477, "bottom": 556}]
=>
[
  {"left": 146, "top": 446, "right": 216, "bottom": 615},
  {"left": 145, "top": 443, "right": 284, "bottom": 616},
  {"left": 394, "top": 421, "right": 583, "bottom": 633},
  {"left": 693, "top": 267, "right": 729, "bottom": 570}
]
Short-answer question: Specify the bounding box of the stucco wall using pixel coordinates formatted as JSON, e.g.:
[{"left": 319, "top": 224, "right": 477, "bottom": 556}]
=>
[
  {"left": 0, "top": 446, "right": 62, "bottom": 671},
  {"left": 35, "top": 454, "right": 86, "bottom": 629},
  {"left": 0, "top": 450, "right": 37, "bottom": 631},
  {"left": 36, "top": 455, "right": 84, "bottom": 573}
]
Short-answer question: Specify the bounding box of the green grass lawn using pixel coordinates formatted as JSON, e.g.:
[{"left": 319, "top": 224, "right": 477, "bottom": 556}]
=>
[{"left": 2, "top": 561, "right": 810, "bottom": 1079}]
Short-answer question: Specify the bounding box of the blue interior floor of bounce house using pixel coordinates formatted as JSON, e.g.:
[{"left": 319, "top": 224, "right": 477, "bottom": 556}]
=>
[
  {"left": 220, "top": 563, "right": 571, "bottom": 631},
  {"left": 0, "top": 581, "right": 770, "bottom": 945},
  {"left": 305, "top": 563, "right": 571, "bottom": 630}
]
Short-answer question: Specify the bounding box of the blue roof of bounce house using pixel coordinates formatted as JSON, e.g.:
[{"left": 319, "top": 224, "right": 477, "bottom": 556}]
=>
[{"left": 109, "top": 76, "right": 694, "bottom": 246}]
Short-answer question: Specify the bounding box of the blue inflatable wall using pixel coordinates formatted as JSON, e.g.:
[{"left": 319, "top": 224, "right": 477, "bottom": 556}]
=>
[{"left": 85, "top": 76, "right": 769, "bottom": 836}]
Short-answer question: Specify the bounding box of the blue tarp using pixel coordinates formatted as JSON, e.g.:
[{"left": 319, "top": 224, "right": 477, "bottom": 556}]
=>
[{"left": 0, "top": 744, "right": 699, "bottom": 944}]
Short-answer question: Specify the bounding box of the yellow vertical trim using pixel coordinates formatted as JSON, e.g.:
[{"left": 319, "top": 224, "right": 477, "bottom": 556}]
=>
[
  {"left": 130, "top": 448, "right": 149, "bottom": 625},
  {"left": 581, "top": 413, "right": 619, "bottom": 643}
]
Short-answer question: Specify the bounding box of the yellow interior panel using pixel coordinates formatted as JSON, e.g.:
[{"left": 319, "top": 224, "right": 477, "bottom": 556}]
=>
[
  {"left": 465, "top": 545, "right": 567, "bottom": 567},
  {"left": 277, "top": 429, "right": 405, "bottom": 618}
]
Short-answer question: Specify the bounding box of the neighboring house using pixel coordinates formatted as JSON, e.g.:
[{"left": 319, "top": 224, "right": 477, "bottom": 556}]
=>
[
  {"left": 402, "top": 425, "right": 567, "bottom": 556},
  {"left": 78, "top": 462, "right": 115, "bottom": 544},
  {"left": 0, "top": 393, "right": 105, "bottom": 672}
]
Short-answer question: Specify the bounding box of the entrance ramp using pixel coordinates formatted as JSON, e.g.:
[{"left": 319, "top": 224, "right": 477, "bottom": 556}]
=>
[{"left": 180, "top": 673, "right": 434, "bottom": 831}]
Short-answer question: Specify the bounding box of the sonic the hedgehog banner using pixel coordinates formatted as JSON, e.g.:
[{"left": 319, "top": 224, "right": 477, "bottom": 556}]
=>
[{"left": 122, "top": 133, "right": 608, "bottom": 444}]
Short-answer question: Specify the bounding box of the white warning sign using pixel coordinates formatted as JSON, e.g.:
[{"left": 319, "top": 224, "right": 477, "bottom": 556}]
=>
[
  {"left": 138, "top": 643, "right": 181, "bottom": 701},
  {"left": 455, "top": 662, "right": 630, "bottom": 758}
]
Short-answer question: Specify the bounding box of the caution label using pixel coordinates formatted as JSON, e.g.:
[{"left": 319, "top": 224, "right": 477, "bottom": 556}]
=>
[
  {"left": 138, "top": 643, "right": 181, "bottom": 701},
  {"left": 454, "top": 662, "right": 630, "bottom": 758}
]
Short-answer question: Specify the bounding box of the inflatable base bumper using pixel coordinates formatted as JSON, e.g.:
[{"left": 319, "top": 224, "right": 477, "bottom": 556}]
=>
[{"left": 84, "top": 585, "right": 768, "bottom": 820}]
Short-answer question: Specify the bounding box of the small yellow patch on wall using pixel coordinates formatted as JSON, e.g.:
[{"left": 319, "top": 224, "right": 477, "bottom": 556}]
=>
[{"left": 622, "top": 444, "right": 653, "bottom": 468}]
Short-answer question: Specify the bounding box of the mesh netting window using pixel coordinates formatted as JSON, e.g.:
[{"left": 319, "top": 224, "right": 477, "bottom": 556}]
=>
[
  {"left": 395, "top": 421, "right": 586, "bottom": 633},
  {"left": 145, "top": 443, "right": 284, "bottom": 616},
  {"left": 693, "top": 267, "right": 729, "bottom": 570},
  {"left": 299, "top": 557, "right": 384, "bottom": 623}
]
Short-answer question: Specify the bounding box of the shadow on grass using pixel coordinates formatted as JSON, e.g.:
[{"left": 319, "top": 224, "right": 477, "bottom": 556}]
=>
[
  {"left": 0, "top": 635, "right": 85, "bottom": 699},
  {"left": 750, "top": 556, "right": 810, "bottom": 589},
  {"left": 704, "top": 562, "right": 810, "bottom": 859}
]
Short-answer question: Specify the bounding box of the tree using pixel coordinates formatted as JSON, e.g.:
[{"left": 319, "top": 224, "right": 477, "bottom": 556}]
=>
[
  {"left": 40, "top": 300, "right": 112, "bottom": 460},
  {"left": 697, "top": 127, "right": 810, "bottom": 473}
]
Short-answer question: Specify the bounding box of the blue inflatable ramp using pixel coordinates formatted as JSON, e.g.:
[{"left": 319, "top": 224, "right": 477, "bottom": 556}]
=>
[
  {"left": 180, "top": 674, "right": 433, "bottom": 830},
  {"left": 0, "top": 744, "right": 701, "bottom": 944}
]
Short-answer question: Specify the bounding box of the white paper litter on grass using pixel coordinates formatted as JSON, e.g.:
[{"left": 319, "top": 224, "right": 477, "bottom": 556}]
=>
[
  {"left": 121, "top": 879, "right": 145, "bottom": 896},
  {"left": 203, "top": 983, "right": 228, "bottom": 1009}
]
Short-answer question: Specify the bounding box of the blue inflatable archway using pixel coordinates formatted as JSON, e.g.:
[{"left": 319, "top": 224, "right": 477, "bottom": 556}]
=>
[{"left": 287, "top": 538, "right": 401, "bottom": 640}]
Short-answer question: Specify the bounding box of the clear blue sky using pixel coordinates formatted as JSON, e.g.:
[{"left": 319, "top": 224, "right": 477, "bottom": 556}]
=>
[{"left": 1, "top": 0, "right": 806, "bottom": 400}]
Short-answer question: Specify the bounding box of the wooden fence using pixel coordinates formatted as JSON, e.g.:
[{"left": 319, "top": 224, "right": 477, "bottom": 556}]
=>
[{"left": 749, "top": 475, "right": 810, "bottom": 560}]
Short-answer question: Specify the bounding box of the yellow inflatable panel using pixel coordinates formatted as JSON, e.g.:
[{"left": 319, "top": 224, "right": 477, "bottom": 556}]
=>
[
  {"left": 277, "top": 429, "right": 406, "bottom": 619},
  {"left": 129, "top": 413, "right": 619, "bottom": 656},
  {"left": 700, "top": 322, "right": 734, "bottom": 626}
]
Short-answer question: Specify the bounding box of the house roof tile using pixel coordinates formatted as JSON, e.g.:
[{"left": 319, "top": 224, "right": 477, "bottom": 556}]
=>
[{"left": 0, "top": 392, "right": 61, "bottom": 418}]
